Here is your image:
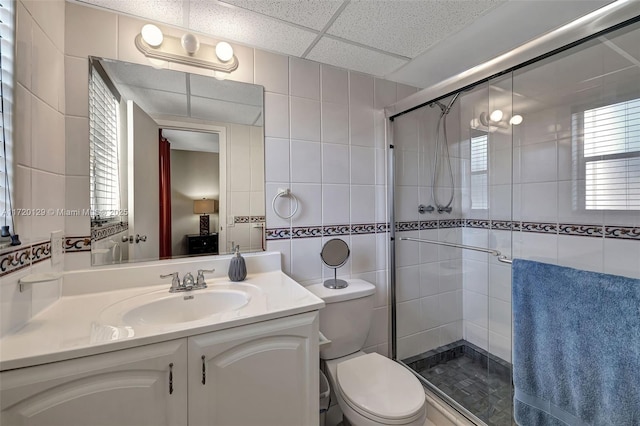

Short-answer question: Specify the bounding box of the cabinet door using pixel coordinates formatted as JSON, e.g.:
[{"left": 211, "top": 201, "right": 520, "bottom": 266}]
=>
[
  {"left": 0, "top": 339, "right": 188, "bottom": 426},
  {"left": 188, "top": 312, "right": 319, "bottom": 426}
]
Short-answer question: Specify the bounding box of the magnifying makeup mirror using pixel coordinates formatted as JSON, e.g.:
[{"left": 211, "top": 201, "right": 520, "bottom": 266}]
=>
[{"left": 320, "top": 238, "right": 350, "bottom": 289}]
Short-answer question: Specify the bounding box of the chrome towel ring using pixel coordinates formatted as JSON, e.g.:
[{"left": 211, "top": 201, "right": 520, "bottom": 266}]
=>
[{"left": 272, "top": 188, "right": 299, "bottom": 219}]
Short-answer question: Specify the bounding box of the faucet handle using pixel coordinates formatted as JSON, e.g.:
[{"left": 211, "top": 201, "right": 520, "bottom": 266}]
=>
[
  {"left": 161, "top": 272, "right": 181, "bottom": 292},
  {"left": 197, "top": 269, "right": 215, "bottom": 287}
]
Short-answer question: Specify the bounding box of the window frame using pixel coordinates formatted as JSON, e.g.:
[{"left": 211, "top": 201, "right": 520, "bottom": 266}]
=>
[{"left": 571, "top": 93, "right": 640, "bottom": 212}]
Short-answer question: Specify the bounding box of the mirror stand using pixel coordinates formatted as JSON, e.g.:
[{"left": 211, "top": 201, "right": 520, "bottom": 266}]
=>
[{"left": 320, "top": 238, "right": 350, "bottom": 289}]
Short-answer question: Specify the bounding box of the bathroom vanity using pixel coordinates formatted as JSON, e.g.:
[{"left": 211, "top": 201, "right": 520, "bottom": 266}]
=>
[{"left": 0, "top": 253, "right": 324, "bottom": 426}]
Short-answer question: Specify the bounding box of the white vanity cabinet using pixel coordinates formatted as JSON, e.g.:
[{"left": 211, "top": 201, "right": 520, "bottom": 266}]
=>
[
  {"left": 0, "top": 312, "right": 319, "bottom": 426},
  {"left": 0, "top": 339, "right": 189, "bottom": 426},
  {"left": 189, "top": 311, "right": 319, "bottom": 426}
]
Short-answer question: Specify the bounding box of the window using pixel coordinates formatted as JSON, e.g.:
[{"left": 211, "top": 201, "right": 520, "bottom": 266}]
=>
[
  {"left": 1, "top": 1, "right": 14, "bottom": 239},
  {"left": 89, "top": 64, "right": 121, "bottom": 221},
  {"left": 470, "top": 133, "right": 488, "bottom": 210},
  {"left": 573, "top": 98, "right": 640, "bottom": 210}
]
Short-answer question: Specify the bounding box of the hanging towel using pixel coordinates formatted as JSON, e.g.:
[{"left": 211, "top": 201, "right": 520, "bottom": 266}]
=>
[{"left": 512, "top": 259, "right": 640, "bottom": 426}]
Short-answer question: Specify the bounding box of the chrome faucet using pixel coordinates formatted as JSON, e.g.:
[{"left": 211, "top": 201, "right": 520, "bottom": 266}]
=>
[
  {"left": 183, "top": 272, "right": 195, "bottom": 290},
  {"left": 161, "top": 269, "right": 215, "bottom": 293}
]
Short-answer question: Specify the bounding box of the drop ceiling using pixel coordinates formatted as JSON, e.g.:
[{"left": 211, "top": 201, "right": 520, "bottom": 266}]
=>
[
  {"left": 79, "top": 0, "right": 614, "bottom": 88},
  {"left": 100, "top": 58, "right": 263, "bottom": 126}
]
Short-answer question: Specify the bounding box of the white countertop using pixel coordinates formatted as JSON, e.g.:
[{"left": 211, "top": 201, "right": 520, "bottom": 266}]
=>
[{"left": 0, "top": 270, "right": 324, "bottom": 371}]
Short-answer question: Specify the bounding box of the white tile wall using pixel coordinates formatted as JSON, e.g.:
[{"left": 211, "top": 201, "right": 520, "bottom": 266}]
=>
[{"left": 1, "top": 0, "right": 66, "bottom": 338}]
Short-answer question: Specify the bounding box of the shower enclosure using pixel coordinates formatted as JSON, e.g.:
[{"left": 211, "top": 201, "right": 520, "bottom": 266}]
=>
[{"left": 388, "top": 6, "right": 640, "bottom": 425}]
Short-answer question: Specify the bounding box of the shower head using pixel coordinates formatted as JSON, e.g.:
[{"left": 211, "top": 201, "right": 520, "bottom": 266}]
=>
[
  {"left": 430, "top": 92, "right": 460, "bottom": 116},
  {"left": 443, "top": 92, "right": 460, "bottom": 115}
]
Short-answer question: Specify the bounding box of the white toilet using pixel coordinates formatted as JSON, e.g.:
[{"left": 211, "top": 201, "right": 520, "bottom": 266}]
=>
[{"left": 307, "top": 279, "right": 426, "bottom": 426}]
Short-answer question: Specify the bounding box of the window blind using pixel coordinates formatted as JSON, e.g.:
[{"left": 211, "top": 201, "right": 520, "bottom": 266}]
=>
[
  {"left": 470, "top": 134, "right": 488, "bottom": 210},
  {"left": 89, "top": 67, "right": 121, "bottom": 220},
  {"left": 0, "top": 1, "right": 14, "bottom": 229},
  {"left": 582, "top": 98, "right": 640, "bottom": 210}
]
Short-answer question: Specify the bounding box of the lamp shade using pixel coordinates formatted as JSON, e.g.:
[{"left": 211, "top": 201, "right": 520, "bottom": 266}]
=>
[{"left": 194, "top": 199, "right": 217, "bottom": 214}]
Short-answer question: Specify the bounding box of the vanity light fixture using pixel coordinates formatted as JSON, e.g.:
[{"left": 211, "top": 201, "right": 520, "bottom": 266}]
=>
[
  {"left": 471, "top": 111, "right": 523, "bottom": 131},
  {"left": 509, "top": 114, "right": 524, "bottom": 125},
  {"left": 141, "top": 24, "right": 163, "bottom": 47},
  {"left": 135, "top": 24, "right": 239, "bottom": 73}
]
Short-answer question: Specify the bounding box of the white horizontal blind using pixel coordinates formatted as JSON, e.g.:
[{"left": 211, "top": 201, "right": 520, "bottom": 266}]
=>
[
  {"left": 0, "top": 1, "right": 13, "bottom": 229},
  {"left": 582, "top": 98, "right": 640, "bottom": 210},
  {"left": 89, "top": 68, "right": 120, "bottom": 219},
  {"left": 470, "top": 134, "right": 488, "bottom": 210}
]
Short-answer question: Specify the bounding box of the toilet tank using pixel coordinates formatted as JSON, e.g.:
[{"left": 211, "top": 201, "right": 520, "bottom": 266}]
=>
[{"left": 306, "top": 279, "right": 376, "bottom": 360}]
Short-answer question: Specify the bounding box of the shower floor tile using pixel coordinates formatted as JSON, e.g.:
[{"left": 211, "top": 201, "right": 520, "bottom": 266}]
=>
[{"left": 405, "top": 340, "right": 515, "bottom": 426}]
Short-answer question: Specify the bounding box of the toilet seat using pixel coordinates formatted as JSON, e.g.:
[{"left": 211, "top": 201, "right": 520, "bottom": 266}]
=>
[{"left": 336, "top": 353, "right": 425, "bottom": 424}]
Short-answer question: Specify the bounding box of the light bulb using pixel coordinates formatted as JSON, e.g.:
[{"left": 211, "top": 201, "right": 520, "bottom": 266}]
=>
[
  {"left": 181, "top": 33, "right": 200, "bottom": 54},
  {"left": 215, "top": 42, "right": 234, "bottom": 62},
  {"left": 141, "top": 24, "right": 163, "bottom": 47},
  {"left": 509, "top": 114, "right": 523, "bottom": 125},
  {"left": 490, "top": 109, "right": 503, "bottom": 122},
  {"left": 470, "top": 118, "right": 480, "bottom": 129}
]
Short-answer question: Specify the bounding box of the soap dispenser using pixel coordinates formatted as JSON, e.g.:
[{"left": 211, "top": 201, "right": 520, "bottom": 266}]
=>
[{"left": 228, "top": 244, "right": 247, "bottom": 282}]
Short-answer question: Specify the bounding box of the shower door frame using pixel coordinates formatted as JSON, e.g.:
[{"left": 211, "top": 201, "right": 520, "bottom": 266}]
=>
[{"left": 387, "top": 2, "right": 640, "bottom": 425}]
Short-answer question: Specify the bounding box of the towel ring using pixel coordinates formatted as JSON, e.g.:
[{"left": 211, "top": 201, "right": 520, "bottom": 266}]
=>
[{"left": 272, "top": 188, "right": 299, "bottom": 219}]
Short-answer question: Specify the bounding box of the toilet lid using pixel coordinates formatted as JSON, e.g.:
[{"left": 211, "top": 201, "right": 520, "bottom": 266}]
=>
[{"left": 336, "top": 353, "right": 425, "bottom": 421}]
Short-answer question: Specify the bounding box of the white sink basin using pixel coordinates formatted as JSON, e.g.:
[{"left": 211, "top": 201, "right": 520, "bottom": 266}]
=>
[{"left": 100, "top": 286, "right": 252, "bottom": 327}]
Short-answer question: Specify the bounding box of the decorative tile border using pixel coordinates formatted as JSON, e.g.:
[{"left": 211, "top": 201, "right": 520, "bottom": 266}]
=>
[
  {"left": 265, "top": 228, "right": 291, "bottom": 240},
  {"left": 266, "top": 222, "right": 390, "bottom": 240},
  {"left": 65, "top": 236, "right": 92, "bottom": 252},
  {"left": 521, "top": 222, "right": 558, "bottom": 234},
  {"left": 604, "top": 226, "right": 640, "bottom": 240},
  {"left": 91, "top": 221, "right": 128, "bottom": 242},
  {"left": 420, "top": 220, "right": 439, "bottom": 230},
  {"left": 0, "top": 240, "right": 51, "bottom": 277},
  {"left": 234, "top": 216, "right": 266, "bottom": 224},
  {"left": 558, "top": 224, "right": 603, "bottom": 237}
]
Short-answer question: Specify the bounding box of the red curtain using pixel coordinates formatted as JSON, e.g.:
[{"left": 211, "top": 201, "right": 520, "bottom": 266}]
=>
[{"left": 159, "top": 131, "right": 172, "bottom": 259}]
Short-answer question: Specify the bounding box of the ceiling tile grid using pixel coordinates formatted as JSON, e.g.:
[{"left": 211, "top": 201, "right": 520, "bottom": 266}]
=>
[
  {"left": 326, "top": 0, "right": 504, "bottom": 58},
  {"left": 218, "top": 0, "right": 344, "bottom": 31},
  {"left": 188, "top": 0, "right": 318, "bottom": 57},
  {"left": 78, "top": 0, "right": 185, "bottom": 27},
  {"left": 306, "top": 37, "right": 407, "bottom": 77}
]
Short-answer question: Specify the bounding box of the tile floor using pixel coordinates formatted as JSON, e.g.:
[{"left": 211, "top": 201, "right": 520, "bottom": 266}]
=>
[{"left": 405, "top": 340, "right": 515, "bottom": 426}]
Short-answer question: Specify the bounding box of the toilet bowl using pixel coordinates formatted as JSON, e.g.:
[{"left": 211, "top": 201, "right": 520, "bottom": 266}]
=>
[{"left": 307, "top": 280, "right": 426, "bottom": 426}]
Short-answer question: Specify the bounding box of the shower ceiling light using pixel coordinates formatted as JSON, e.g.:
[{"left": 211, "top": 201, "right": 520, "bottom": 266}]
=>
[
  {"left": 509, "top": 115, "right": 523, "bottom": 125},
  {"left": 135, "top": 24, "right": 239, "bottom": 73},
  {"left": 490, "top": 109, "right": 504, "bottom": 122}
]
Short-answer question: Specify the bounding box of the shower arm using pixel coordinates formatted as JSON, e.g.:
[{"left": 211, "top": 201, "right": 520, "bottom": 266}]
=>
[{"left": 399, "top": 237, "right": 513, "bottom": 264}]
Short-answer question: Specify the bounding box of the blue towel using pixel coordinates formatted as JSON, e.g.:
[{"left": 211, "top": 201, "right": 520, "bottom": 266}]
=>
[{"left": 512, "top": 259, "right": 640, "bottom": 426}]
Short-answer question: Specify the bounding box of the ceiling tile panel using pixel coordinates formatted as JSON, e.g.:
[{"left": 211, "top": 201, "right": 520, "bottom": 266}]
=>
[
  {"left": 218, "top": 0, "right": 343, "bottom": 31},
  {"left": 327, "top": 0, "right": 504, "bottom": 58},
  {"left": 189, "top": 0, "right": 318, "bottom": 57},
  {"left": 124, "top": 86, "right": 189, "bottom": 117},
  {"left": 102, "top": 60, "right": 187, "bottom": 94},
  {"left": 191, "top": 96, "right": 263, "bottom": 126},
  {"left": 190, "top": 74, "right": 263, "bottom": 106},
  {"left": 78, "top": 0, "right": 185, "bottom": 26},
  {"left": 306, "top": 37, "right": 408, "bottom": 78}
]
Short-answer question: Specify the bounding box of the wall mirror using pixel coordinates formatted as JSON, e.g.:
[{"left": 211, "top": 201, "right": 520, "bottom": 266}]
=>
[{"left": 89, "top": 57, "right": 265, "bottom": 266}]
